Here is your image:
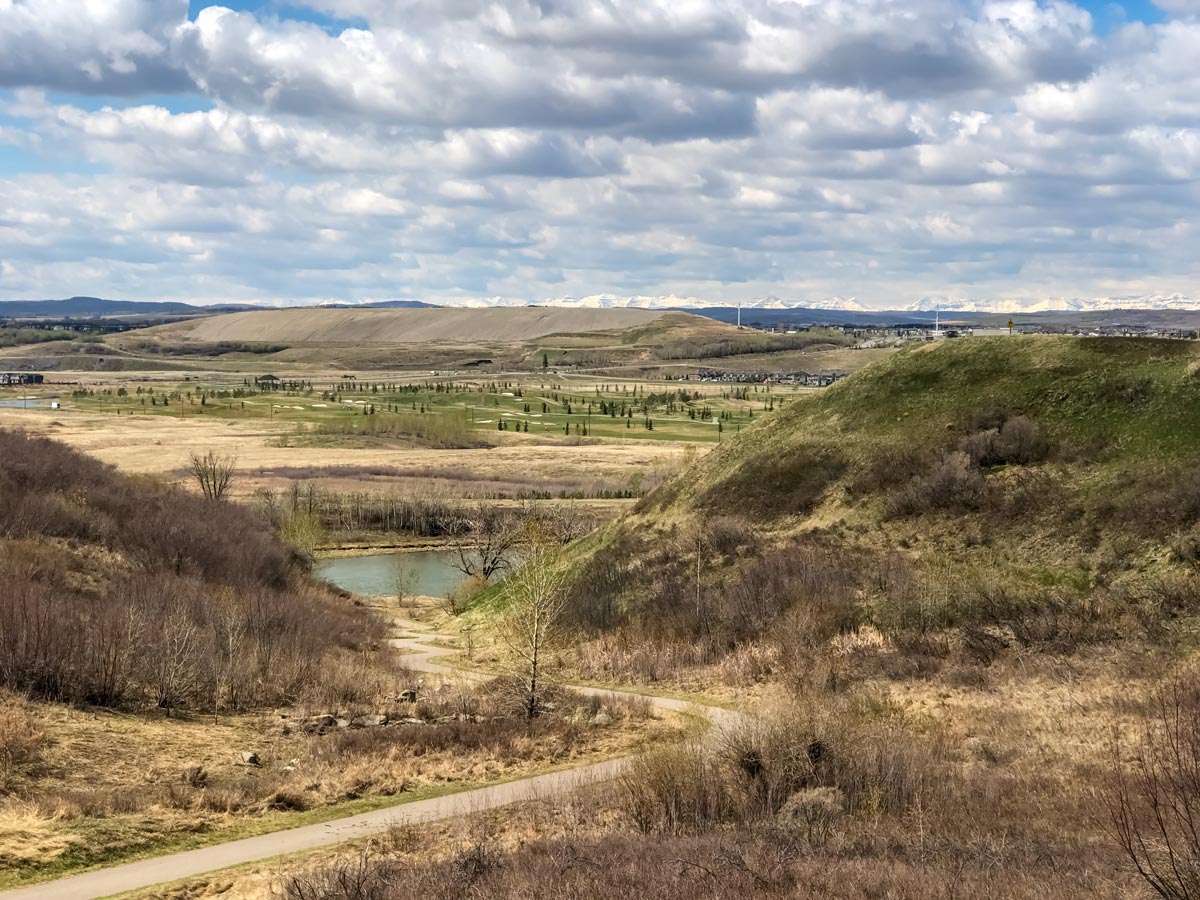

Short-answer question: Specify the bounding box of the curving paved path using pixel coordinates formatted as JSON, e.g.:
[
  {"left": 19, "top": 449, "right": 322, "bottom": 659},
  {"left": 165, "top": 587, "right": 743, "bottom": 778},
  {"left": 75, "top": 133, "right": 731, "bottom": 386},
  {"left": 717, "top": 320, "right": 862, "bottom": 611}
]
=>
[{"left": 0, "top": 619, "right": 730, "bottom": 900}]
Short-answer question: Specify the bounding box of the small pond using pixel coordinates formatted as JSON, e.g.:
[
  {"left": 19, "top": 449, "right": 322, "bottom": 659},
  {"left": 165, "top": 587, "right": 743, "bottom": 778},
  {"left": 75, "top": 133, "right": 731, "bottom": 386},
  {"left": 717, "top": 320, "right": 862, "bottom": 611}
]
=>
[
  {"left": 0, "top": 398, "right": 52, "bottom": 409},
  {"left": 316, "top": 549, "right": 467, "bottom": 599}
]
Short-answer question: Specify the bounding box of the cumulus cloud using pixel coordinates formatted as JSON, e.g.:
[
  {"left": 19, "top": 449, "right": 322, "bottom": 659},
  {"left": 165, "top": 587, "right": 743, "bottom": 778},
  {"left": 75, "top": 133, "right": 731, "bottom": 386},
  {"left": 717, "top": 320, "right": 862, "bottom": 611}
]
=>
[
  {"left": 0, "top": 0, "right": 190, "bottom": 94},
  {"left": 0, "top": 0, "right": 1197, "bottom": 306}
]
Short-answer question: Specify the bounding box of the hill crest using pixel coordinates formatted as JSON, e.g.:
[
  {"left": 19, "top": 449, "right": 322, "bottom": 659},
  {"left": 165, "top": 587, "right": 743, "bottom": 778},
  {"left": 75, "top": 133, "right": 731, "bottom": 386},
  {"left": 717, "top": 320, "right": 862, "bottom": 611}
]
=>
[{"left": 149, "top": 306, "right": 686, "bottom": 345}]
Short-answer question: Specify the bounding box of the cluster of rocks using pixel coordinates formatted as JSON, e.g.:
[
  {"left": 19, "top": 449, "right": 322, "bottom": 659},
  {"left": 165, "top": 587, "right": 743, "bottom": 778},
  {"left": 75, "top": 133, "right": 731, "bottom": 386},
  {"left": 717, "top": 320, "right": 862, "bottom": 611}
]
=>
[
  {"left": 274, "top": 688, "right": 426, "bottom": 735},
  {"left": 281, "top": 712, "right": 395, "bottom": 735}
]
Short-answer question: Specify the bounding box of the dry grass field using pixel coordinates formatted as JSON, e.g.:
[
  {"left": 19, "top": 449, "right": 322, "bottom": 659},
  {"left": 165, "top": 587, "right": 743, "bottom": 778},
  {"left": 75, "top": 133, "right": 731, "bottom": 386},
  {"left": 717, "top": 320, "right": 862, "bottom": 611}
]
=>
[{"left": 0, "top": 406, "right": 695, "bottom": 498}]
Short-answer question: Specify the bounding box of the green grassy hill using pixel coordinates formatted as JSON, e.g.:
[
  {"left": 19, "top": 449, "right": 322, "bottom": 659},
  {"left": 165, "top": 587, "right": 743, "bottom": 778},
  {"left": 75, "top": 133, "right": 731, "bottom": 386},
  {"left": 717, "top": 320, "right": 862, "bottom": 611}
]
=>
[
  {"left": 547, "top": 335, "right": 1200, "bottom": 681},
  {"left": 642, "top": 335, "right": 1200, "bottom": 545}
]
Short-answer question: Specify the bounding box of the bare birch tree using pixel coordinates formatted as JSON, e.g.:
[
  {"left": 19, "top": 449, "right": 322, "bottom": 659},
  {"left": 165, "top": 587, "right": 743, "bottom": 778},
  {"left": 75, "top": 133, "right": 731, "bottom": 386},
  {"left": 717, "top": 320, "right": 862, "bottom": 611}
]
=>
[
  {"left": 499, "top": 537, "right": 570, "bottom": 720},
  {"left": 153, "top": 604, "right": 198, "bottom": 717}
]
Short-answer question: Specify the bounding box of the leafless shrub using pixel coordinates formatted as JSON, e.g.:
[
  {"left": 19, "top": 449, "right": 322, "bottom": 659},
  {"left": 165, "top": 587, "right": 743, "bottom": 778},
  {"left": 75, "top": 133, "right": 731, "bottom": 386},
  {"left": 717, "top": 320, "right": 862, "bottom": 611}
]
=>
[
  {"left": 705, "top": 516, "right": 755, "bottom": 558},
  {"left": 0, "top": 430, "right": 388, "bottom": 714},
  {"left": 283, "top": 850, "right": 397, "bottom": 900},
  {"left": 0, "top": 693, "right": 47, "bottom": 790},
  {"left": 775, "top": 786, "right": 845, "bottom": 849},
  {"left": 1107, "top": 673, "right": 1200, "bottom": 900},
  {"left": 961, "top": 415, "right": 1050, "bottom": 468},
  {"left": 619, "top": 699, "right": 945, "bottom": 835},
  {"left": 1120, "top": 469, "right": 1200, "bottom": 538},
  {"left": 619, "top": 740, "right": 734, "bottom": 835},
  {"left": 886, "top": 451, "right": 986, "bottom": 517}
]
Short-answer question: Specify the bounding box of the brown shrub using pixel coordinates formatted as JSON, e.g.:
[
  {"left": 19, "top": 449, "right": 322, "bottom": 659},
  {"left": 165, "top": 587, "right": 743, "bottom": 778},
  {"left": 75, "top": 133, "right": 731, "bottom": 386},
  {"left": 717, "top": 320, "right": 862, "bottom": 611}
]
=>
[
  {"left": 619, "top": 698, "right": 946, "bottom": 835},
  {"left": 885, "top": 451, "right": 985, "bottom": 518},
  {"left": 0, "top": 429, "right": 387, "bottom": 713},
  {"left": 0, "top": 693, "right": 46, "bottom": 790},
  {"left": 280, "top": 830, "right": 1120, "bottom": 900},
  {"left": 961, "top": 415, "right": 1050, "bottom": 467},
  {"left": 705, "top": 516, "right": 754, "bottom": 558},
  {"left": 1117, "top": 467, "right": 1200, "bottom": 538},
  {"left": 1107, "top": 672, "right": 1200, "bottom": 900}
]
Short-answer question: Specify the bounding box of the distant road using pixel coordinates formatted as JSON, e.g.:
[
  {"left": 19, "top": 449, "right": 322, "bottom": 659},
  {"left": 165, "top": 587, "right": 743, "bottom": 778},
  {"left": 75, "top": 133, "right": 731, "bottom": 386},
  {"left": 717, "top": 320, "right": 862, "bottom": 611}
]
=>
[{"left": 0, "top": 620, "right": 729, "bottom": 900}]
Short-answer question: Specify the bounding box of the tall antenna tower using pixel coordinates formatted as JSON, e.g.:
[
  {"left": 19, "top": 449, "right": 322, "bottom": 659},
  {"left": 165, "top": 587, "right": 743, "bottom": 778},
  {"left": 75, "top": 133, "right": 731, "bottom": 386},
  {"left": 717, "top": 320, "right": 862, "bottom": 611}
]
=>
[{"left": 737, "top": 301, "right": 742, "bottom": 329}]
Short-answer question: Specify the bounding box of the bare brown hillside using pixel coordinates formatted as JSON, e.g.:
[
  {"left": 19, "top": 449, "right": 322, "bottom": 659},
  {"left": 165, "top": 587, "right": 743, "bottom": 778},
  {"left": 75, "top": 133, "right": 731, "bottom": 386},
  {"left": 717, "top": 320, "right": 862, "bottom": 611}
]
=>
[{"left": 146, "top": 307, "right": 679, "bottom": 345}]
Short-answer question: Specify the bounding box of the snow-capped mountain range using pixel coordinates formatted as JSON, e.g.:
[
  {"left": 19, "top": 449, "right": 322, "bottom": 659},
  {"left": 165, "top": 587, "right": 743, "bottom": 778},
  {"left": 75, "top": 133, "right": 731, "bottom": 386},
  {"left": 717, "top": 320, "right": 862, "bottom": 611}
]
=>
[{"left": 375, "top": 293, "right": 1200, "bottom": 314}]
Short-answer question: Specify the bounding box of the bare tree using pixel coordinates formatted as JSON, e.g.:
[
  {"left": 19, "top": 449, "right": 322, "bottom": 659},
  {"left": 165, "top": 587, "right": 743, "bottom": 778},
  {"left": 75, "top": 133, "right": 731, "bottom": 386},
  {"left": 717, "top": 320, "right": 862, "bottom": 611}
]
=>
[
  {"left": 499, "top": 535, "right": 570, "bottom": 719},
  {"left": 189, "top": 450, "right": 238, "bottom": 501},
  {"left": 153, "top": 604, "right": 199, "bottom": 717},
  {"left": 452, "top": 503, "right": 523, "bottom": 581},
  {"left": 392, "top": 555, "right": 418, "bottom": 608},
  {"left": 1107, "top": 674, "right": 1200, "bottom": 900},
  {"left": 535, "top": 504, "right": 596, "bottom": 544}
]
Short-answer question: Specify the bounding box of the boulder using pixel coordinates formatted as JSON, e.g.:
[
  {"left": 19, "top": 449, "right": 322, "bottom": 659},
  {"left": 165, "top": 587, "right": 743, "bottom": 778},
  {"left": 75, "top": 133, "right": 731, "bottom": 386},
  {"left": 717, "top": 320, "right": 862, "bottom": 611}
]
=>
[
  {"left": 399, "top": 689, "right": 418, "bottom": 704},
  {"left": 239, "top": 751, "right": 262, "bottom": 767},
  {"left": 351, "top": 714, "right": 388, "bottom": 728},
  {"left": 396, "top": 717, "right": 425, "bottom": 726},
  {"left": 334, "top": 718, "right": 351, "bottom": 729},
  {"left": 181, "top": 765, "right": 208, "bottom": 787},
  {"left": 589, "top": 711, "right": 613, "bottom": 728}
]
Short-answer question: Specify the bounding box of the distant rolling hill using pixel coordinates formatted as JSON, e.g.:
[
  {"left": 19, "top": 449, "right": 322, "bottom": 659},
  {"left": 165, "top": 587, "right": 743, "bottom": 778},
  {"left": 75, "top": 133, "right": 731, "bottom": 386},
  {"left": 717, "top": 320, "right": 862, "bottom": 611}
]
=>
[
  {"left": 0, "top": 297, "right": 255, "bottom": 318},
  {"left": 145, "top": 306, "right": 698, "bottom": 345}
]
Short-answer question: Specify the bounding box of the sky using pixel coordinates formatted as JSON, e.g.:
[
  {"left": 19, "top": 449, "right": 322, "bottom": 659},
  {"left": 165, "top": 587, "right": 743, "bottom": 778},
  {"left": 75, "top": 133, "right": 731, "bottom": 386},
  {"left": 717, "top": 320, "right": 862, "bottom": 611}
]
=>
[{"left": 0, "top": 0, "right": 1198, "bottom": 309}]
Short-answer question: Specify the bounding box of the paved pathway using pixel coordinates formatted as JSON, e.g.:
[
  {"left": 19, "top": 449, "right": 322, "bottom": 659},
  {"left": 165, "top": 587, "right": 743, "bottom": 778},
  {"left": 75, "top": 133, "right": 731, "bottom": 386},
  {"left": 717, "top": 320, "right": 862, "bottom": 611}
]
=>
[{"left": 0, "top": 619, "right": 727, "bottom": 900}]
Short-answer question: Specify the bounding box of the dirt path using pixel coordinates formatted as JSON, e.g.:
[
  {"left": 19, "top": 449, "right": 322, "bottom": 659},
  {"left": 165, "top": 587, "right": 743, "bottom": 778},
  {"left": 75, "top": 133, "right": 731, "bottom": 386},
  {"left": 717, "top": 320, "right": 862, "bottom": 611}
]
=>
[{"left": 0, "top": 620, "right": 729, "bottom": 900}]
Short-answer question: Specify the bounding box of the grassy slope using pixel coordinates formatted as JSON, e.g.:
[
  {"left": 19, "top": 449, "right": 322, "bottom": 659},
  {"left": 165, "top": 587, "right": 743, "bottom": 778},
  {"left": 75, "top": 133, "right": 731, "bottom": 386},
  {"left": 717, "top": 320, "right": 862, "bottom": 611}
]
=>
[
  {"left": 666, "top": 337, "right": 1195, "bottom": 510},
  {"left": 550, "top": 335, "right": 1200, "bottom": 618}
]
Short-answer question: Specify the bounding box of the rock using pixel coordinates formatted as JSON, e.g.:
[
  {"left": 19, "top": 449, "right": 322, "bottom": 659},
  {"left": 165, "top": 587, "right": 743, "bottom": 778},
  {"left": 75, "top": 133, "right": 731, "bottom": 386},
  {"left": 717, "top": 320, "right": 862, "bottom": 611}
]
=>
[
  {"left": 334, "top": 718, "right": 351, "bottom": 729},
  {"left": 307, "top": 714, "right": 337, "bottom": 728},
  {"left": 181, "top": 765, "right": 208, "bottom": 787},
  {"left": 396, "top": 717, "right": 425, "bottom": 726},
  {"left": 239, "top": 751, "right": 261, "bottom": 767},
  {"left": 399, "top": 689, "right": 418, "bottom": 703},
  {"left": 351, "top": 714, "right": 388, "bottom": 728},
  {"left": 589, "top": 712, "right": 613, "bottom": 728}
]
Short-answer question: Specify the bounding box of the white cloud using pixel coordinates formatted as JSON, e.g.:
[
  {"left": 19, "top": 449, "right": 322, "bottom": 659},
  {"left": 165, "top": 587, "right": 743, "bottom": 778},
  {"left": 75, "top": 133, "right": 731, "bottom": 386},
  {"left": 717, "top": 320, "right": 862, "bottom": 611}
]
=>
[
  {"left": 0, "top": 0, "right": 189, "bottom": 93},
  {"left": 0, "top": 1, "right": 1197, "bottom": 306}
]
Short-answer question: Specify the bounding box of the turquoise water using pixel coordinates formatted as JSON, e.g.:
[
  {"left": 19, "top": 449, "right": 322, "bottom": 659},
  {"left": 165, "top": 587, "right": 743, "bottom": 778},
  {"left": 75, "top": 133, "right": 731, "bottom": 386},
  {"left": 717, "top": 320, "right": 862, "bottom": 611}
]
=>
[{"left": 316, "top": 549, "right": 466, "bottom": 598}]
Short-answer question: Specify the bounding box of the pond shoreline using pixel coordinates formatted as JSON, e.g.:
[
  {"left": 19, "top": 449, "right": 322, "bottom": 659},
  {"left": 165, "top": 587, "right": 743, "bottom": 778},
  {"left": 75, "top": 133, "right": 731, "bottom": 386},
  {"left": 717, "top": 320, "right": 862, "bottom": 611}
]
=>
[{"left": 316, "top": 539, "right": 461, "bottom": 558}]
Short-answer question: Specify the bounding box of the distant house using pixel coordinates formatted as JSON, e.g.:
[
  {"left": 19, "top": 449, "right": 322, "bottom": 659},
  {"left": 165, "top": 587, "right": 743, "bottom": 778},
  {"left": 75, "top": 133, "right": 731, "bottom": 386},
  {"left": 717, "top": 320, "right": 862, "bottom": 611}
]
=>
[{"left": 255, "top": 374, "right": 282, "bottom": 388}]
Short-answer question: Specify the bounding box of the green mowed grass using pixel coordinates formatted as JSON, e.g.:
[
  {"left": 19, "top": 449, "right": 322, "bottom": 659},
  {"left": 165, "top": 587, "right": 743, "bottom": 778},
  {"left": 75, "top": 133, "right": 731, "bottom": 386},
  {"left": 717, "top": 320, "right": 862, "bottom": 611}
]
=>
[{"left": 20, "top": 377, "right": 801, "bottom": 445}]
